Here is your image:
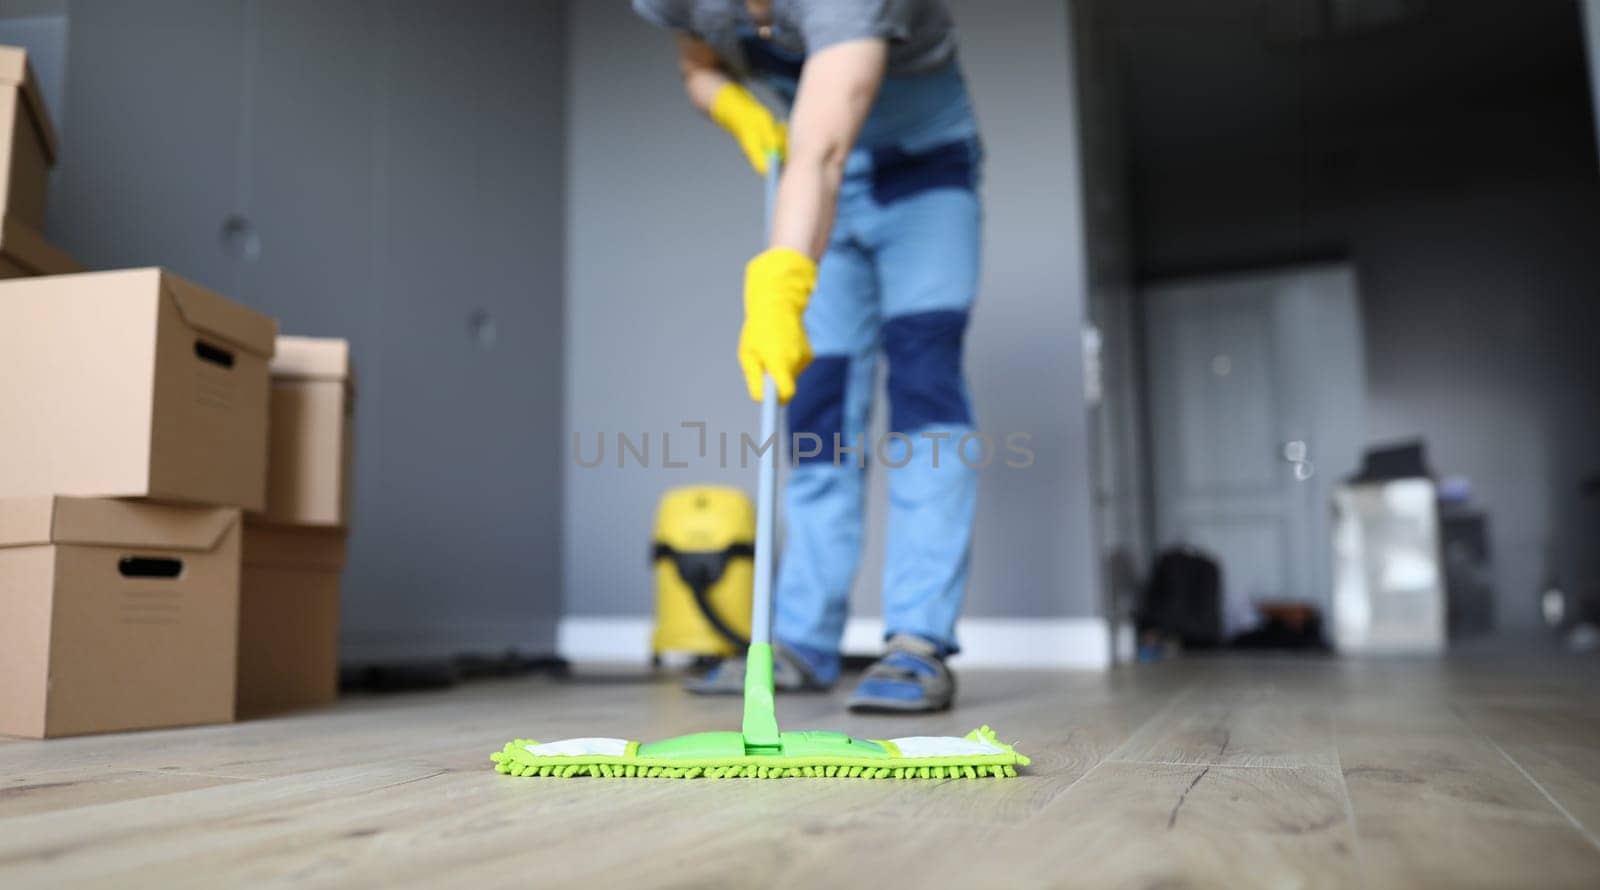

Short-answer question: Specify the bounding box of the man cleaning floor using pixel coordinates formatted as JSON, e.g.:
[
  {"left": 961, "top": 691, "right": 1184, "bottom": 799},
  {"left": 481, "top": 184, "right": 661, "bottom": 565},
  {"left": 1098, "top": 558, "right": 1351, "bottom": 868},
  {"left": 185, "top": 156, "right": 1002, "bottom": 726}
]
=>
[{"left": 634, "top": 0, "right": 983, "bottom": 713}]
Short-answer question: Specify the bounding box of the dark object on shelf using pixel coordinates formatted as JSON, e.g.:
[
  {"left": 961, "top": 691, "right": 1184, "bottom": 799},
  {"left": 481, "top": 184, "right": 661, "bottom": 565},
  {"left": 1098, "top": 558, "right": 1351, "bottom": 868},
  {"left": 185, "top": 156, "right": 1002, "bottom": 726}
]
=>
[
  {"left": 1442, "top": 511, "right": 1494, "bottom": 638},
  {"left": 1139, "top": 547, "right": 1224, "bottom": 649},
  {"left": 1231, "top": 602, "right": 1330, "bottom": 652},
  {"left": 340, "top": 651, "right": 570, "bottom": 693},
  {"left": 1347, "top": 440, "right": 1431, "bottom": 483}
]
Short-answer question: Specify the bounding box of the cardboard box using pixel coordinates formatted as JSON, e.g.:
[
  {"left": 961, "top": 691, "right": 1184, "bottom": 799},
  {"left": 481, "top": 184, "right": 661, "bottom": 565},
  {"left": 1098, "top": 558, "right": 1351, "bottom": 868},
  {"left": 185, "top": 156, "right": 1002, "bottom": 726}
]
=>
[
  {"left": 0, "top": 46, "right": 57, "bottom": 230},
  {"left": 0, "top": 268, "right": 278, "bottom": 510},
  {"left": 0, "top": 215, "right": 81, "bottom": 279},
  {"left": 260, "top": 337, "right": 355, "bottom": 527},
  {"left": 0, "top": 497, "right": 241, "bottom": 738},
  {"left": 237, "top": 523, "right": 346, "bottom": 718}
]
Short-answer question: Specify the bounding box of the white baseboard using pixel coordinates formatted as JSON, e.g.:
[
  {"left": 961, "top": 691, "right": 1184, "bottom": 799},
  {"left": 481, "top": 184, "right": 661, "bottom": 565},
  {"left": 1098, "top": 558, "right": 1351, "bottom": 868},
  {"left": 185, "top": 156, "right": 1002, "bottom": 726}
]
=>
[
  {"left": 556, "top": 617, "right": 657, "bottom": 663},
  {"left": 558, "top": 615, "right": 1110, "bottom": 670}
]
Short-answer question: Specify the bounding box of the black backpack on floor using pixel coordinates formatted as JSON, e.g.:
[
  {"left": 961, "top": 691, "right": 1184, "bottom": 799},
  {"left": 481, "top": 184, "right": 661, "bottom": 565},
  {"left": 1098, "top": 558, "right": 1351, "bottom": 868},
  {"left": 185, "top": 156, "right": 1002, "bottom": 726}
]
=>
[{"left": 1138, "top": 547, "right": 1224, "bottom": 649}]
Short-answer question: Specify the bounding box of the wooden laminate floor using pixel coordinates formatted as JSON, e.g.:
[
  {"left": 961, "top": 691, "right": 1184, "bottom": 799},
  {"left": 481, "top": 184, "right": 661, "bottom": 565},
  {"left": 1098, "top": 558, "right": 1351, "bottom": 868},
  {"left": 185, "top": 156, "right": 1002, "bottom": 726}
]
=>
[{"left": 2, "top": 652, "right": 1599, "bottom": 888}]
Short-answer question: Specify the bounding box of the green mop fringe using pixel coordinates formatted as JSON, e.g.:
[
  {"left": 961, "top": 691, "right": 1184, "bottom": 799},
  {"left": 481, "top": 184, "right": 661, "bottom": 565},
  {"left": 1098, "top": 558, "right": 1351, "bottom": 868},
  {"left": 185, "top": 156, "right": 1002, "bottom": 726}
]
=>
[{"left": 490, "top": 725, "right": 1028, "bottom": 780}]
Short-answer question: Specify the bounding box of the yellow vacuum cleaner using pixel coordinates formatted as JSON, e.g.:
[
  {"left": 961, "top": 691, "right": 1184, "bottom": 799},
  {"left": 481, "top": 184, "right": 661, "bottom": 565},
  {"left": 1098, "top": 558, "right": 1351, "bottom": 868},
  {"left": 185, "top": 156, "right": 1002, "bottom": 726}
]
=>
[{"left": 651, "top": 485, "right": 755, "bottom": 661}]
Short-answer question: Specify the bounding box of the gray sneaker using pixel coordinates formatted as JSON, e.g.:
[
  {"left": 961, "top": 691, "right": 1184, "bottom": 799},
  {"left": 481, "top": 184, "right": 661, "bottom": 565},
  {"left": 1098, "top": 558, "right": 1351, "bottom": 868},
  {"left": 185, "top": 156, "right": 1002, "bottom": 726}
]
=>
[
  {"left": 847, "top": 634, "right": 955, "bottom": 713},
  {"left": 685, "top": 643, "right": 833, "bottom": 695}
]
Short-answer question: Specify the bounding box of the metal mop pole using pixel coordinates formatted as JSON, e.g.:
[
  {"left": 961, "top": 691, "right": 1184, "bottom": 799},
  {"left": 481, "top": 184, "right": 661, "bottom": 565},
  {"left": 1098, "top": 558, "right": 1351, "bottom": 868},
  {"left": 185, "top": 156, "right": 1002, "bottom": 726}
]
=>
[{"left": 742, "top": 152, "right": 784, "bottom": 750}]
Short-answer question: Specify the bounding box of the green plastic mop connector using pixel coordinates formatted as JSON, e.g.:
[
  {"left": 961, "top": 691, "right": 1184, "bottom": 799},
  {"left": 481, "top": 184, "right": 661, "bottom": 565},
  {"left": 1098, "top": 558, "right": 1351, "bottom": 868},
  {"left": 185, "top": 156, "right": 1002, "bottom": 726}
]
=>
[
  {"left": 633, "top": 642, "right": 890, "bottom": 763},
  {"left": 741, "top": 642, "right": 781, "bottom": 753}
]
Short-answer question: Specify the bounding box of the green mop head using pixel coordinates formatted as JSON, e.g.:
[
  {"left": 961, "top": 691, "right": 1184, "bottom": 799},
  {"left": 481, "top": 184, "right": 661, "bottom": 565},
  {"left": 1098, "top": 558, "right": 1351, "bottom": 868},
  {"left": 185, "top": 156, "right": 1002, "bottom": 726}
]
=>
[
  {"left": 490, "top": 645, "right": 1029, "bottom": 780},
  {"left": 490, "top": 725, "right": 1027, "bottom": 780}
]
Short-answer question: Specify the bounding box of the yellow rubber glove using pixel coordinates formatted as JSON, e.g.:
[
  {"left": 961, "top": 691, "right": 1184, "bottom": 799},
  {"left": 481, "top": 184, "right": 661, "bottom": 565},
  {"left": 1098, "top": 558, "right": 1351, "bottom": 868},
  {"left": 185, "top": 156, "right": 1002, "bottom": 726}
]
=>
[
  {"left": 739, "top": 247, "right": 816, "bottom": 403},
  {"left": 709, "top": 82, "right": 787, "bottom": 176}
]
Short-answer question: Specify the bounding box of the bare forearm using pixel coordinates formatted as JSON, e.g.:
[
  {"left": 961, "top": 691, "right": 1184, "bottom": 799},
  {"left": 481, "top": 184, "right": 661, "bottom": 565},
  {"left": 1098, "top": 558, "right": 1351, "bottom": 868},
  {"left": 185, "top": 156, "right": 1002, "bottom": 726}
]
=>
[
  {"left": 675, "top": 34, "right": 729, "bottom": 115},
  {"left": 768, "top": 40, "right": 885, "bottom": 260},
  {"left": 683, "top": 63, "right": 728, "bottom": 114},
  {"left": 770, "top": 149, "right": 844, "bottom": 259}
]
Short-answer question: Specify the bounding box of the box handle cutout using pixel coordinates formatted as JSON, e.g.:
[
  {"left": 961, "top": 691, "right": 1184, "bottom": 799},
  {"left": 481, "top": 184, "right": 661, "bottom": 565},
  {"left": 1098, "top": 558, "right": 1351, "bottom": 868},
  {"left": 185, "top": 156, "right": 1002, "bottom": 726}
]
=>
[
  {"left": 194, "top": 339, "right": 235, "bottom": 369},
  {"left": 118, "top": 556, "right": 184, "bottom": 579}
]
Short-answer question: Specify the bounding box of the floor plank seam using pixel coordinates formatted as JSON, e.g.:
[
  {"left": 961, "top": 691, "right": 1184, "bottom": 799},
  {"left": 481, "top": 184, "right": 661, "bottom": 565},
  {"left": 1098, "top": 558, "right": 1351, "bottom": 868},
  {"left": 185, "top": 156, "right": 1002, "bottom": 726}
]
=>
[
  {"left": 1331, "top": 712, "right": 1373, "bottom": 889},
  {"left": 350, "top": 769, "right": 450, "bottom": 799},
  {"left": 1032, "top": 677, "right": 1212, "bottom": 813},
  {"left": 1457, "top": 704, "right": 1600, "bottom": 856},
  {"left": 1101, "top": 673, "right": 1207, "bottom": 763},
  {"left": 1105, "top": 758, "right": 1342, "bottom": 773},
  {"left": 124, "top": 769, "right": 261, "bottom": 782}
]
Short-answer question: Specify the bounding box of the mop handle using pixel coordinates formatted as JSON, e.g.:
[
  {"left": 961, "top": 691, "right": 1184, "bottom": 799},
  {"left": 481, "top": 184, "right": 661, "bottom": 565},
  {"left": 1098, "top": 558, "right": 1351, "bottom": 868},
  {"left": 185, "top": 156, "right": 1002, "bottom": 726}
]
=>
[
  {"left": 739, "top": 152, "right": 785, "bottom": 750},
  {"left": 750, "top": 153, "right": 781, "bottom": 649}
]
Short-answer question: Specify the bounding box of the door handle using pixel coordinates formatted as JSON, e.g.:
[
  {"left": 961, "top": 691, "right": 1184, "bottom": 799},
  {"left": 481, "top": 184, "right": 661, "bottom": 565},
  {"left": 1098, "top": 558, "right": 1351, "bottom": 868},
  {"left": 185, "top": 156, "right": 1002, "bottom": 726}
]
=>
[
  {"left": 1283, "top": 440, "right": 1315, "bottom": 481},
  {"left": 220, "top": 214, "right": 260, "bottom": 261}
]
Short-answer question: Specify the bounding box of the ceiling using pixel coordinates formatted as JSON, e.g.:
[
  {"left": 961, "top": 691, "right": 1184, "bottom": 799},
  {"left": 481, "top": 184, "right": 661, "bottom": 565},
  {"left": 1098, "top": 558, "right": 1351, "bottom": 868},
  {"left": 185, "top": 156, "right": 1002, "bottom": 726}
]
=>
[{"left": 1094, "top": 0, "right": 1595, "bottom": 178}]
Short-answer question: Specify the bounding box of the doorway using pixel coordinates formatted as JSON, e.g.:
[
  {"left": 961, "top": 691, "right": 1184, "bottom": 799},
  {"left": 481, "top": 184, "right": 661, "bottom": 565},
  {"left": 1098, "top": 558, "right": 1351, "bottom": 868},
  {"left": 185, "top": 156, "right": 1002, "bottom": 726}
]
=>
[{"left": 1143, "top": 264, "right": 1366, "bottom": 635}]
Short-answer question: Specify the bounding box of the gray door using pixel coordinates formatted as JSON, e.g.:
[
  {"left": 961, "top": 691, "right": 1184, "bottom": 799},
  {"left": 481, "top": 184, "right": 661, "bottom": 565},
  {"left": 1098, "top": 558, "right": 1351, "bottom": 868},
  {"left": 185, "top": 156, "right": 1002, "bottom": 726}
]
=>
[
  {"left": 340, "top": 1, "right": 568, "bottom": 660},
  {"left": 52, "top": 0, "right": 249, "bottom": 296},
  {"left": 1145, "top": 264, "right": 1366, "bottom": 634},
  {"left": 235, "top": 0, "right": 568, "bottom": 660},
  {"left": 234, "top": 0, "right": 379, "bottom": 340}
]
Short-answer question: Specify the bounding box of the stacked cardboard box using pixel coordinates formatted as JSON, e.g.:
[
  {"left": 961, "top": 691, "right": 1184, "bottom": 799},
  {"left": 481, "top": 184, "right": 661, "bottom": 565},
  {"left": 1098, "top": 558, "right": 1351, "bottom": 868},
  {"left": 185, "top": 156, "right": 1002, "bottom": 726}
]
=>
[
  {"left": 0, "top": 269, "right": 275, "bottom": 738},
  {"left": 239, "top": 336, "right": 355, "bottom": 718},
  {"left": 0, "top": 47, "right": 79, "bottom": 277},
  {"left": 0, "top": 269, "right": 277, "bottom": 507},
  {"left": 0, "top": 46, "right": 356, "bottom": 736},
  {"left": 0, "top": 498, "right": 243, "bottom": 738}
]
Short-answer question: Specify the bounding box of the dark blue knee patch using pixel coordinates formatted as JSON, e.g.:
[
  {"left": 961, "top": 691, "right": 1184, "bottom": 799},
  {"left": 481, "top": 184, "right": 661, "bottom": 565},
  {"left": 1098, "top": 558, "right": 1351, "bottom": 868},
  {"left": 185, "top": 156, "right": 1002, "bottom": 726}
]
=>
[
  {"left": 884, "top": 311, "right": 972, "bottom": 433},
  {"left": 787, "top": 355, "right": 849, "bottom": 465},
  {"left": 870, "top": 140, "right": 977, "bottom": 206}
]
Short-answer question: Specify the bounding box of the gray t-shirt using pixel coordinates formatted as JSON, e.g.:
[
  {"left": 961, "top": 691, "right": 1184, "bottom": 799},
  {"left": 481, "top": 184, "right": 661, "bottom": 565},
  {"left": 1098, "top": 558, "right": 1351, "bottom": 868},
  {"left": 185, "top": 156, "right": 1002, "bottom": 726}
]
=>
[{"left": 633, "top": 0, "right": 958, "bottom": 78}]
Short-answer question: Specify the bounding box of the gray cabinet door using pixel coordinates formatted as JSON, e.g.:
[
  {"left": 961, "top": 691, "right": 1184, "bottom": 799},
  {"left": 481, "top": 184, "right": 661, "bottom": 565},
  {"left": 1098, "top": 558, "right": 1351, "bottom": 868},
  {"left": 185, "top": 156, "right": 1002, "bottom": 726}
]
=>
[
  {"left": 52, "top": 0, "right": 248, "bottom": 295},
  {"left": 236, "top": 0, "right": 566, "bottom": 660},
  {"left": 339, "top": 1, "right": 567, "bottom": 660},
  {"left": 234, "top": 0, "right": 379, "bottom": 340},
  {"left": 53, "top": 0, "right": 566, "bottom": 661}
]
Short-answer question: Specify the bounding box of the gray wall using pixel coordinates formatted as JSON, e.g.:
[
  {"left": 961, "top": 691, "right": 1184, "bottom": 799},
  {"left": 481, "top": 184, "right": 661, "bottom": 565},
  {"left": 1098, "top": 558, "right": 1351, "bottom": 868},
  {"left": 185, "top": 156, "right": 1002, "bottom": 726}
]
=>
[
  {"left": 1357, "top": 180, "right": 1600, "bottom": 631},
  {"left": 0, "top": 1, "right": 66, "bottom": 15},
  {"left": 563, "top": 0, "right": 1100, "bottom": 628},
  {"left": 47, "top": 0, "right": 568, "bottom": 659},
  {"left": 1114, "top": 0, "right": 1600, "bottom": 631}
]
